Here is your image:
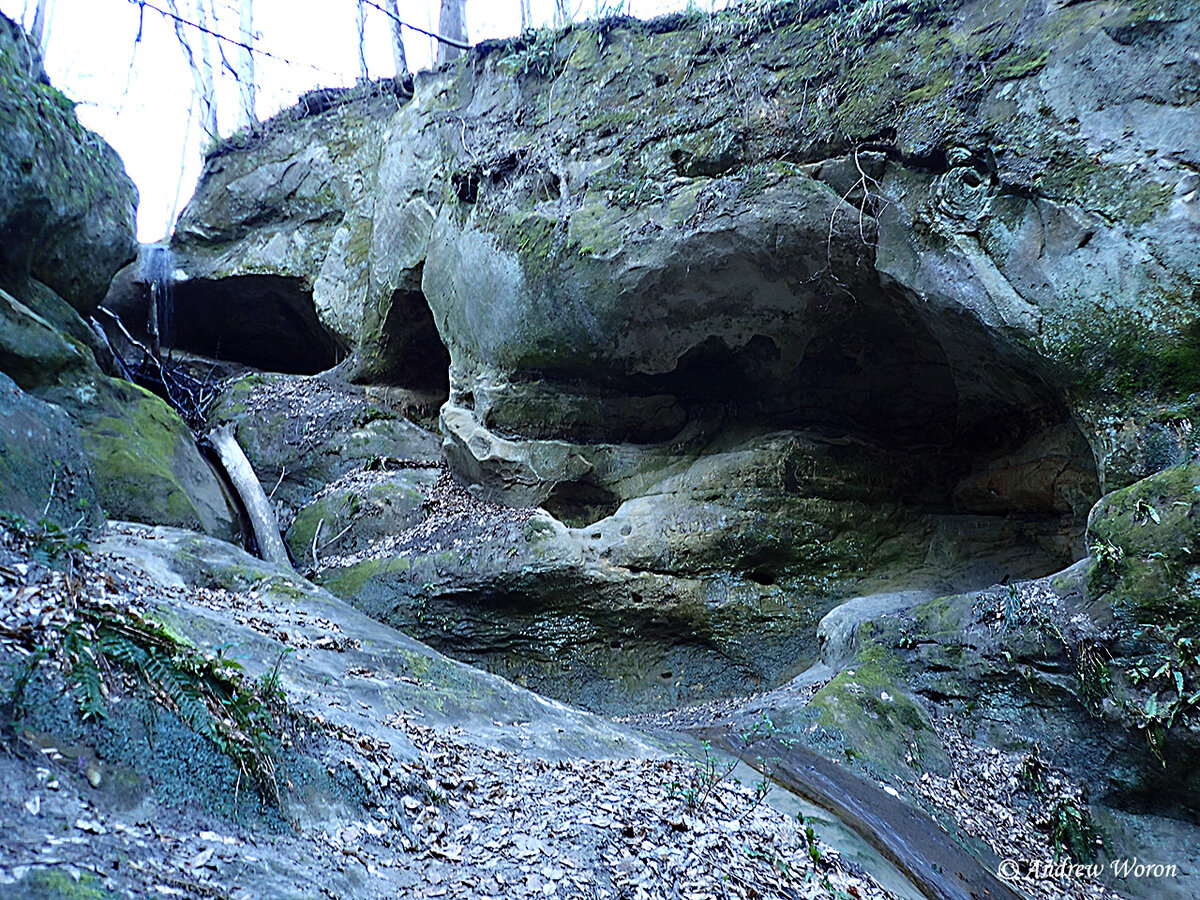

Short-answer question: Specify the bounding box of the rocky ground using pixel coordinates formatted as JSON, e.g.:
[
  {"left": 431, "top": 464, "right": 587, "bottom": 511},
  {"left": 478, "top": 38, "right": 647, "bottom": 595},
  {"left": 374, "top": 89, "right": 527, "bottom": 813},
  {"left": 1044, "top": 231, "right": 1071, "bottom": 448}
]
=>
[
  {"left": 0, "top": 521, "right": 894, "bottom": 900},
  {"left": 911, "top": 716, "right": 1122, "bottom": 900}
]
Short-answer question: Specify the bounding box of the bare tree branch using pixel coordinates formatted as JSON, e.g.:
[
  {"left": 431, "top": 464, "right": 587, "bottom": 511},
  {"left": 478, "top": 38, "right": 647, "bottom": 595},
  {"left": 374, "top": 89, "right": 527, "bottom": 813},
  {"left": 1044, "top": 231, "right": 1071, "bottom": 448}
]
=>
[
  {"left": 126, "top": 0, "right": 345, "bottom": 76},
  {"left": 358, "top": 0, "right": 471, "bottom": 50}
]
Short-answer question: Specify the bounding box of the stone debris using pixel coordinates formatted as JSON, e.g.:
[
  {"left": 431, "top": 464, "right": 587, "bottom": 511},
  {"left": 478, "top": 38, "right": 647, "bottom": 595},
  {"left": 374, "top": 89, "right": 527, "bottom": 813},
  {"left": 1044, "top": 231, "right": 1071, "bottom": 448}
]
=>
[
  {"left": 912, "top": 716, "right": 1122, "bottom": 900},
  {"left": 320, "top": 470, "right": 538, "bottom": 571},
  {"left": 0, "top": 521, "right": 897, "bottom": 900}
]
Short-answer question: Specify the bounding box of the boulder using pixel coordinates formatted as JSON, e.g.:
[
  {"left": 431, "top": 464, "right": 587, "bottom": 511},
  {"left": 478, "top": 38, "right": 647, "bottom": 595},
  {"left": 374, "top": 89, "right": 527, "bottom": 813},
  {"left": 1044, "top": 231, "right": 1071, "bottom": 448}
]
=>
[
  {"left": 0, "top": 15, "right": 137, "bottom": 313},
  {"left": 0, "top": 372, "right": 101, "bottom": 534},
  {"left": 0, "top": 285, "right": 234, "bottom": 539}
]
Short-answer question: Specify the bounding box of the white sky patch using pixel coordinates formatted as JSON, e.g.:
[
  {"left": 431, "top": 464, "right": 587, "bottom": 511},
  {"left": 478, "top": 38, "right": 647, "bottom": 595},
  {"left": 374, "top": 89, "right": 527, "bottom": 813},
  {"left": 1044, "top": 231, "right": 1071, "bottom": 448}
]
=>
[{"left": 3, "top": 0, "right": 722, "bottom": 242}]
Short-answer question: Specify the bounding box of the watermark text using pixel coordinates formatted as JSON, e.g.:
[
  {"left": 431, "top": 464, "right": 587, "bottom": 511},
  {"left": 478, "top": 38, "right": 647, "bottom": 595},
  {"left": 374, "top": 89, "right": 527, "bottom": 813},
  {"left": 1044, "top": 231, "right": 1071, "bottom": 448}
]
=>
[{"left": 997, "top": 857, "right": 1179, "bottom": 881}]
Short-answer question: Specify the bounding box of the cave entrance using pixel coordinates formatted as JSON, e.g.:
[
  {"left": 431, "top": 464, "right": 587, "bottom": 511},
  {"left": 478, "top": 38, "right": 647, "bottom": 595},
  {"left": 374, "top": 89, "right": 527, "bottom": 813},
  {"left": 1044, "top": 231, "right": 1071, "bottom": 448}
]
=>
[
  {"left": 526, "top": 272, "right": 1099, "bottom": 544},
  {"left": 354, "top": 282, "right": 451, "bottom": 402},
  {"left": 168, "top": 275, "right": 343, "bottom": 374}
]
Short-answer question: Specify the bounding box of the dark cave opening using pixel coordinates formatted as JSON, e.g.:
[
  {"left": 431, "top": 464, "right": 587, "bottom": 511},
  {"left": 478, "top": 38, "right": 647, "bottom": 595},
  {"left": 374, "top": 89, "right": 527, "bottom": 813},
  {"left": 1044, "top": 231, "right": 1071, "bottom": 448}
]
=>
[
  {"left": 103, "top": 261, "right": 345, "bottom": 375},
  {"left": 168, "top": 275, "right": 343, "bottom": 374},
  {"left": 542, "top": 479, "right": 623, "bottom": 528},
  {"left": 355, "top": 285, "right": 452, "bottom": 399},
  {"left": 516, "top": 275, "right": 1099, "bottom": 538}
]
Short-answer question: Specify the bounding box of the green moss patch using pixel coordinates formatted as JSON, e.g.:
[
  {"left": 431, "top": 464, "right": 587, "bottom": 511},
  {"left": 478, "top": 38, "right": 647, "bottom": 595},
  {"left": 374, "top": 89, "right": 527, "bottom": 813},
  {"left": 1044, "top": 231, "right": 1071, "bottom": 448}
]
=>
[
  {"left": 75, "top": 381, "right": 210, "bottom": 530},
  {"left": 808, "top": 636, "right": 949, "bottom": 777},
  {"left": 13, "top": 869, "right": 120, "bottom": 900}
]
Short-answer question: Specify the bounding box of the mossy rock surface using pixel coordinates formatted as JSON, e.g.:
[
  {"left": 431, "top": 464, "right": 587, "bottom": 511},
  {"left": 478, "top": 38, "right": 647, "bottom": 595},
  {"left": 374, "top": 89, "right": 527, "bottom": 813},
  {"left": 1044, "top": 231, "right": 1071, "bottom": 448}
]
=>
[
  {"left": 1, "top": 277, "right": 233, "bottom": 538},
  {"left": 0, "top": 372, "right": 101, "bottom": 534},
  {"left": 285, "top": 469, "right": 433, "bottom": 563},
  {"left": 1089, "top": 462, "right": 1200, "bottom": 566},
  {"left": 807, "top": 640, "right": 951, "bottom": 779},
  {"left": 207, "top": 372, "right": 441, "bottom": 525},
  {"left": 4, "top": 869, "right": 121, "bottom": 900},
  {"left": 59, "top": 377, "right": 234, "bottom": 540},
  {"left": 0, "top": 15, "right": 136, "bottom": 312}
]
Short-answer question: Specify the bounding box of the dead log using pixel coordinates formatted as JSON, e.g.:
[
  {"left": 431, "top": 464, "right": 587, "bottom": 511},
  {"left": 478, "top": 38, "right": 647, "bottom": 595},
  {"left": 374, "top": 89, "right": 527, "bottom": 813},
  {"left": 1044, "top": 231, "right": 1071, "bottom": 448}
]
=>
[{"left": 206, "top": 423, "right": 292, "bottom": 570}]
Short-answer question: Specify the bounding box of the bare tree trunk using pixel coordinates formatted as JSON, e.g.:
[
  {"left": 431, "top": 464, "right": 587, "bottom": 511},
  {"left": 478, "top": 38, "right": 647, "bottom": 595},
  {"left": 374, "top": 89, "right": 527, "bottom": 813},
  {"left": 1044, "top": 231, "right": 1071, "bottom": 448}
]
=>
[
  {"left": 193, "top": 0, "right": 220, "bottom": 136},
  {"left": 554, "top": 0, "right": 570, "bottom": 27},
  {"left": 236, "top": 0, "right": 256, "bottom": 129},
  {"left": 167, "top": 0, "right": 219, "bottom": 138},
  {"left": 165, "top": 93, "right": 197, "bottom": 237},
  {"left": 386, "top": 0, "right": 408, "bottom": 76},
  {"left": 207, "top": 425, "right": 293, "bottom": 570},
  {"left": 356, "top": 0, "right": 370, "bottom": 82},
  {"left": 519, "top": 0, "right": 530, "bottom": 31},
  {"left": 436, "top": 0, "right": 467, "bottom": 64},
  {"left": 29, "top": 0, "right": 50, "bottom": 53}
]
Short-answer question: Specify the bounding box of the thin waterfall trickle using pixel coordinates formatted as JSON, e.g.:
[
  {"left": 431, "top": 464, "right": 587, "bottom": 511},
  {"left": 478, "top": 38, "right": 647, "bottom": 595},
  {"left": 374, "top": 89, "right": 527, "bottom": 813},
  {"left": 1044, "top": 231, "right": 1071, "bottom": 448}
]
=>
[{"left": 141, "top": 243, "right": 175, "bottom": 357}]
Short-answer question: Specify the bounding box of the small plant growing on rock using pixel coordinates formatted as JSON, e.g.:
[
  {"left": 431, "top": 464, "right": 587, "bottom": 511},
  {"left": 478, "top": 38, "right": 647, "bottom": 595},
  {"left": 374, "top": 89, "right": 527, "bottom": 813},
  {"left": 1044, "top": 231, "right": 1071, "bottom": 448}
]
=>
[
  {"left": 1088, "top": 538, "right": 1125, "bottom": 593},
  {"left": 1126, "top": 636, "right": 1200, "bottom": 760},
  {"left": 1017, "top": 746, "right": 1048, "bottom": 794},
  {"left": 1075, "top": 640, "right": 1113, "bottom": 715},
  {"left": 504, "top": 27, "right": 562, "bottom": 80},
  {"left": 674, "top": 739, "right": 737, "bottom": 812},
  {"left": 1047, "top": 797, "right": 1102, "bottom": 864}
]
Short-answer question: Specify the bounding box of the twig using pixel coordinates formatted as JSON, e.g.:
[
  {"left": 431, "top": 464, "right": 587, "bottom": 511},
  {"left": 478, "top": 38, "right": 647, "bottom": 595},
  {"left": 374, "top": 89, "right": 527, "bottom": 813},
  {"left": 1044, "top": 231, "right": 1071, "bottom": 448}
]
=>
[
  {"left": 319, "top": 520, "right": 356, "bottom": 552},
  {"left": 41, "top": 472, "right": 57, "bottom": 519},
  {"left": 357, "top": 0, "right": 471, "bottom": 50},
  {"left": 268, "top": 467, "right": 288, "bottom": 499},
  {"left": 98, "top": 305, "right": 159, "bottom": 370},
  {"left": 88, "top": 315, "right": 137, "bottom": 381},
  {"left": 126, "top": 0, "right": 344, "bottom": 78},
  {"left": 97, "top": 305, "right": 186, "bottom": 413},
  {"left": 310, "top": 518, "right": 324, "bottom": 572}
]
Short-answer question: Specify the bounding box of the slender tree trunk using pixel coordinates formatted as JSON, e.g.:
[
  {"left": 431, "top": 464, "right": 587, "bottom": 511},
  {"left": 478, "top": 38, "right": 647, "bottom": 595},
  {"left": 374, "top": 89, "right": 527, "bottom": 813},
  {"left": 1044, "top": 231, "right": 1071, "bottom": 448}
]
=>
[
  {"left": 165, "top": 94, "right": 197, "bottom": 237},
  {"left": 356, "top": 0, "right": 369, "bottom": 82},
  {"left": 554, "top": 0, "right": 570, "bottom": 27},
  {"left": 386, "top": 0, "right": 408, "bottom": 76},
  {"left": 29, "top": 0, "right": 50, "bottom": 53},
  {"left": 236, "top": 0, "right": 256, "bottom": 129},
  {"left": 165, "top": 0, "right": 219, "bottom": 139},
  {"left": 195, "top": 1, "right": 219, "bottom": 136},
  {"left": 436, "top": 0, "right": 466, "bottom": 64},
  {"left": 519, "top": 0, "right": 530, "bottom": 32}
]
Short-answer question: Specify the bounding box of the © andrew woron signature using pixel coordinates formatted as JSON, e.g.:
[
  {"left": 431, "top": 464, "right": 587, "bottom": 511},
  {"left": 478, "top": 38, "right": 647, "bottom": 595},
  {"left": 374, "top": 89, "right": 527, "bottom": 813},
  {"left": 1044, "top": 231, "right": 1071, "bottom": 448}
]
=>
[{"left": 997, "top": 857, "right": 1181, "bottom": 882}]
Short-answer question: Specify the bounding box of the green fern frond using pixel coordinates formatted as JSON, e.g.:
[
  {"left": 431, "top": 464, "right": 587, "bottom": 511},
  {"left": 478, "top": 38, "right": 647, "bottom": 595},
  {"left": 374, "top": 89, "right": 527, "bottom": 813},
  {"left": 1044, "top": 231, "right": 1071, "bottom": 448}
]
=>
[{"left": 70, "top": 657, "right": 106, "bottom": 722}]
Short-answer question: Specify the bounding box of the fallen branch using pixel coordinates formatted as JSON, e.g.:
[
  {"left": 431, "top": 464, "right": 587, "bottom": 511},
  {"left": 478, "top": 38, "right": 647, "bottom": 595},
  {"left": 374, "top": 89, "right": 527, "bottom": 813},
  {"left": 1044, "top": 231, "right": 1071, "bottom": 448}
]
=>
[{"left": 207, "top": 424, "right": 292, "bottom": 570}]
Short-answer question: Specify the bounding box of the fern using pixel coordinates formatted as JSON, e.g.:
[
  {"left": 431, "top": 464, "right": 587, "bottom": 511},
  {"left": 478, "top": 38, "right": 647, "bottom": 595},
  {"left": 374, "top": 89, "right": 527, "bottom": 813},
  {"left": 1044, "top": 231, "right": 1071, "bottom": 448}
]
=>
[
  {"left": 81, "top": 612, "right": 282, "bottom": 802},
  {"left": 62, "top": 622, "right": 107, "bottom": 722},
  {"left": 3, "top": 515, "right": 285, "bottom": 806}
]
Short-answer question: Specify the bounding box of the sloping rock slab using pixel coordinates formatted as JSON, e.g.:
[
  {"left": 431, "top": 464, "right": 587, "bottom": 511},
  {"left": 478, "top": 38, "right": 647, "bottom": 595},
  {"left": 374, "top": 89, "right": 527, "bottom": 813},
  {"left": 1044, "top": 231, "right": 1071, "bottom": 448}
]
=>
[{"left": 92, "top": 521, "right": 656, "bottom": 762}]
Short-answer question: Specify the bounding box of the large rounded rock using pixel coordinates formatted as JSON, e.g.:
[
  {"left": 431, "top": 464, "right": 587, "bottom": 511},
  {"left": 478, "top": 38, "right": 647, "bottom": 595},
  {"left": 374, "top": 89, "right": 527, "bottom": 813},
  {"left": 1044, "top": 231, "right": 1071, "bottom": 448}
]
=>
[
  {"left": 0, "top": 15, "right": 136, "bottom": 312},
  {"left": 0, "top": 284, "right": 234, "bottom": 539}
]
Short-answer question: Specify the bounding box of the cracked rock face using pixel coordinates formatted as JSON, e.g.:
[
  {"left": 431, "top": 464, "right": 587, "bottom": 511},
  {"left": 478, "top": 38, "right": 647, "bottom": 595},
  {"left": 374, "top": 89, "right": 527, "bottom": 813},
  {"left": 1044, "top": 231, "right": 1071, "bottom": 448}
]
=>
[{"left": 176, "top": 0, "right": 1198, "bottom": 711}]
